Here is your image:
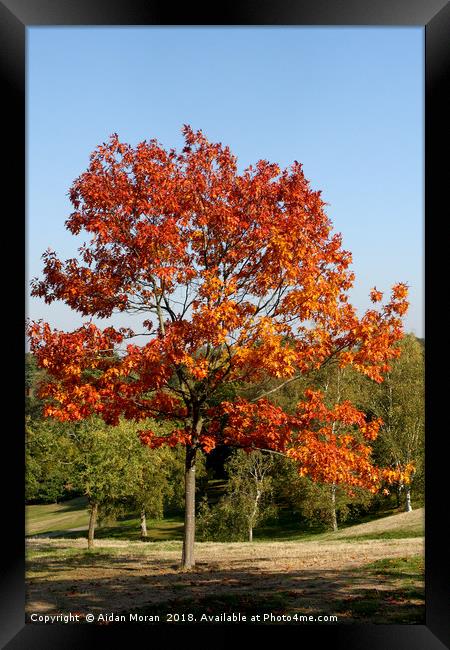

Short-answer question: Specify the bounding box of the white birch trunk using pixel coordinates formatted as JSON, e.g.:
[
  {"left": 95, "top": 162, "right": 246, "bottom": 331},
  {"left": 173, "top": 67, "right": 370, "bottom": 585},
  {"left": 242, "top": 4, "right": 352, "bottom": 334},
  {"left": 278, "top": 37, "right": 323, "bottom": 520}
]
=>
[
  {"left": 140, "top": 507, "right": 148, "bottom": 538},
  {"left": 405, "top": 486, "right": 413, "bottom": 512}
]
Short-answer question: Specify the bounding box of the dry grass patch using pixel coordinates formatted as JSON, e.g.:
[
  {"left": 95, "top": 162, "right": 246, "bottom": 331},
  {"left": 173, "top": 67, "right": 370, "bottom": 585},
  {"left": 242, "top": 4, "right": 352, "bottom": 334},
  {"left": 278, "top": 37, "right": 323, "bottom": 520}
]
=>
[{"left": 26, "top": 535, "right": 423, "bottom": 624}]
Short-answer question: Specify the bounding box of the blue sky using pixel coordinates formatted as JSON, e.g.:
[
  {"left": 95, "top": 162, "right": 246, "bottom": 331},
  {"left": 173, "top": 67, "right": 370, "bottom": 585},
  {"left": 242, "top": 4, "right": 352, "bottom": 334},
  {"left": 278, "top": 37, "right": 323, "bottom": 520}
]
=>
[{"left": 27, "top": 27, "right": 424, "bottom": 339}]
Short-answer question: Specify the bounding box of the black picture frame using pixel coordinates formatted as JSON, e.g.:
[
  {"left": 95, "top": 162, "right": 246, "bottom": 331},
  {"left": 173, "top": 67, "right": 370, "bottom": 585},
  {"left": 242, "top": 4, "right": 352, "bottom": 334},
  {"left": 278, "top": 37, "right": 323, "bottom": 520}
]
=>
[{"left": 2, "top": 0, "right": 448, "bottom": 647}]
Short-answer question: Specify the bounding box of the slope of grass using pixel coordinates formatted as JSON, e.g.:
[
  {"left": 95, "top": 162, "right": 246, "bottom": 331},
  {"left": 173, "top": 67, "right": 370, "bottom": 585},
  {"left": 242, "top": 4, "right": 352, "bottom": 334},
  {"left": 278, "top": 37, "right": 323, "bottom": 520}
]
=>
[
  {"left": 254, "top": 506, "right": 424, "bottom": 543},
  {"left": 26, "top": 497, "right": 90, "bottom": 535},
  {"left": 26, "top": 495, "right": 424, "bottom": 544},
  {"left": 319, "top": 508, "right": 424, "bottom": 542},
  {"left": 26, "top": 497, "right": 184, "bottom": 541}
]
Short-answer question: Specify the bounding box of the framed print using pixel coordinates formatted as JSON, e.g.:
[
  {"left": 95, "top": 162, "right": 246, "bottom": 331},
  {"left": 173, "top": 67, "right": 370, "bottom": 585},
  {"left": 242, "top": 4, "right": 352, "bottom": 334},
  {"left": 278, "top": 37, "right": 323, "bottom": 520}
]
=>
[{"left": 2, "top": 0, "right": 448, "bottom": 647}]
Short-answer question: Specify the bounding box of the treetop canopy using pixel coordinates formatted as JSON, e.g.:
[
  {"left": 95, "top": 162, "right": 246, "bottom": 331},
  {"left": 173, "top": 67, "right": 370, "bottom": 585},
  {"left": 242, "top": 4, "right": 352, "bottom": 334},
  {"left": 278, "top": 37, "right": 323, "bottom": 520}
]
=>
[{"left": 27, "top": 125, "right": 410, "bottom": 492}]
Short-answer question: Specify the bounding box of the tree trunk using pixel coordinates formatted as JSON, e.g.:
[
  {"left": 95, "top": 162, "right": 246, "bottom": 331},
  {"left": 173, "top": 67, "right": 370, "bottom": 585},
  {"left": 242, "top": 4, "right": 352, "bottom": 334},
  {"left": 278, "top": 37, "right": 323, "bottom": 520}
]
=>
[
  {"left": 181, "top": 443, "right": 197, "bottom": 569},
  {"left": 248, "top": 489, "right": 261, "bottom": 543},
  {"left": 405, "top": 486, "right": 413, "bottom": 512},
  {"left": 88, "top": 501, "right": 98, "bottom": 550},
  {"left": 331, "top": 484, "right": 338, "bottom": 532},
  {"left": 140, "top": 507, "right": 148, "bottom": 539},
  {"left": 397, "top": 482, "right": 403, "bottom": 508}
]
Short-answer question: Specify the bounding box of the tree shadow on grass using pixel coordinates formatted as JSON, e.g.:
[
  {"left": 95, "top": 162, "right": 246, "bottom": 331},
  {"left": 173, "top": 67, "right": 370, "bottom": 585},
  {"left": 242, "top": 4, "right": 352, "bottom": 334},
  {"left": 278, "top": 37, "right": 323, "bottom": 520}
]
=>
[
  {"left": 96, "top": 522, "right": 184, "bottom": 542},
  {"left": 27, "top": 521, "right": 185, "bottom": 542},
  {"left": 33, "top": 497, "right": 88, "bottom": 513},
  {"left": 26, "top": 550, "right": 424, "bottom": 625}
]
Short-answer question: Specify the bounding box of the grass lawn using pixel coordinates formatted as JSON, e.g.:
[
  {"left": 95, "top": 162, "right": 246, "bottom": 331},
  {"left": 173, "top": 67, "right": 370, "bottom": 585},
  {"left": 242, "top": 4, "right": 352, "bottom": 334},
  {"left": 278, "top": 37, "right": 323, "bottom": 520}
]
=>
[
  {"left": 26, "top": 496, "right": 184, "bottom": 541},
  {"left": 26, "top": 537, "right": 424, "bottom": 624},
  {"left": 26, "top": 491, "right": 424, "bottom": 544},
  {"left": 26, "top": 497, "right": 90, "bottom": 535},
  {"left": 121, "top": 555, "right": 424, "bottom": 625},
  {"left": 25, "top": 508, "right": 424, "bottom": 625},
  {"left": 332, "top": 556, "right": 425, "bottom": 623}
]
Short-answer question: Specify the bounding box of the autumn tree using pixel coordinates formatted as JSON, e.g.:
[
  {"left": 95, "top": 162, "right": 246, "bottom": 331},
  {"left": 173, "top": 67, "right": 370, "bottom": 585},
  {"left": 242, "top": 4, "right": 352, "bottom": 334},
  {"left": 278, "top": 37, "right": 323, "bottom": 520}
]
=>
[{"left": 28, "top": 126, "right": 410, "bottom": 568}]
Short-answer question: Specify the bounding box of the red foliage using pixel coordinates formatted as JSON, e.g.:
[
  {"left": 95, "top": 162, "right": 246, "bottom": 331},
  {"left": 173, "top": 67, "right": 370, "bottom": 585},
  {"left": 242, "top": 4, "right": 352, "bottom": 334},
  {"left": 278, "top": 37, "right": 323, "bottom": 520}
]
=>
[{"left": 27, "top": 126, "right": 411, "bottom": 490}]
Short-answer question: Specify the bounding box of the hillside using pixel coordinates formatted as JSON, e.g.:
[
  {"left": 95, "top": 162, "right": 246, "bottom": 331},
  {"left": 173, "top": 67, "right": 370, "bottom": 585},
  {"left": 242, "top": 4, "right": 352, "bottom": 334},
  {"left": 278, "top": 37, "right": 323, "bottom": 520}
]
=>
[{"left": 322, "top": 507, "right": 424, "bottom": 541}]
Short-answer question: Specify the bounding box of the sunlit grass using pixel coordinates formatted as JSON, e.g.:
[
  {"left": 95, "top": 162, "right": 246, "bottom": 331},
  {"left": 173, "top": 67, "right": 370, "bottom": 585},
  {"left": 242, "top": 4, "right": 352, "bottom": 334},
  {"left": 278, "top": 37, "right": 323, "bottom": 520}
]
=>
[{"left": 26, "top": 494, "right": 424, "bottom": 545}]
